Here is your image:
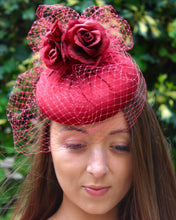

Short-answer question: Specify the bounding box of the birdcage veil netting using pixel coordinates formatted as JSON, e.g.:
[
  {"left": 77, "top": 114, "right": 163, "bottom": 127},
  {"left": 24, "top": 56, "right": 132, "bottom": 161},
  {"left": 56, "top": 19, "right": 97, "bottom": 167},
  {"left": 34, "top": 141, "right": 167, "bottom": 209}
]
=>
[{"left": 7, "top": 5, "right": 147, "bottom": 154}]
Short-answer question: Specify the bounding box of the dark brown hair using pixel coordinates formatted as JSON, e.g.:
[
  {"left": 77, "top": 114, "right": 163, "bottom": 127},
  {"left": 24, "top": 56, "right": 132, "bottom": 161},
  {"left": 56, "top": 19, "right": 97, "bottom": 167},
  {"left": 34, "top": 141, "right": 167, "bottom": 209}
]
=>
[
  {"left": 12, "top": 102, "right": 176, "bottom": 220},
  {"left": 121, "top": 102, "right": 176, "bottom": 219}
]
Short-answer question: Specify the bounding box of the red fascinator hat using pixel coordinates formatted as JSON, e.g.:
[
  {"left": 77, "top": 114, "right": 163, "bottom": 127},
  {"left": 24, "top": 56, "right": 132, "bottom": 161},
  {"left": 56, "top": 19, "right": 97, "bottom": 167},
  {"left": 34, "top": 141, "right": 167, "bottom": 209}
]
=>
[{"left": 7, "top": 5, "right": 147, "bottom": 154}]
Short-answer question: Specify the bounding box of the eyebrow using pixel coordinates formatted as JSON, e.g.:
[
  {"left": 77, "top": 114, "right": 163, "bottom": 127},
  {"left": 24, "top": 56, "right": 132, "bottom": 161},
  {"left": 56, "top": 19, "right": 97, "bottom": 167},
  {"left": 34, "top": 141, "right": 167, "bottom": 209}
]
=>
[
  {"left": 108, "top": 128, "right": 129, "bottom": 135},
  {"left": 60, "top": 126, "right": 88, "bottom": 134},
  {"left": 60, "top": 126, "right": 129, "bottom": 135}
]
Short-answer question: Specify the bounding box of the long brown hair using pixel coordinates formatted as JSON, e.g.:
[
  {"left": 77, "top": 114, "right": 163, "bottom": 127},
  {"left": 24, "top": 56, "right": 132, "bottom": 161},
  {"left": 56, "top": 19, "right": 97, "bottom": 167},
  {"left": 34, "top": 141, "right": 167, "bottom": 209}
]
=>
[
  {"left": 12, "top": 102, "right": 176, "bottom": 220},
  {"left": 121, "top": 102, "right": 176, "bottom": 219}
]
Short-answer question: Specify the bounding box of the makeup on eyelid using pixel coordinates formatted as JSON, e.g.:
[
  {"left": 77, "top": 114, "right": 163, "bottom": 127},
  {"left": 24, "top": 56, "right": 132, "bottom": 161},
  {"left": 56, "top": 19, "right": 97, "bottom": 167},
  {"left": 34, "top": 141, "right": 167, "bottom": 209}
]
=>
[
  {"left": 64, "top": 145, "right": 130, "bottom": 154},
  {"left": 61, "top": 135, "right": 130, "bottom": 151},
  {"left": 57, "top": 130, "right": 130, "bottom": 151}
]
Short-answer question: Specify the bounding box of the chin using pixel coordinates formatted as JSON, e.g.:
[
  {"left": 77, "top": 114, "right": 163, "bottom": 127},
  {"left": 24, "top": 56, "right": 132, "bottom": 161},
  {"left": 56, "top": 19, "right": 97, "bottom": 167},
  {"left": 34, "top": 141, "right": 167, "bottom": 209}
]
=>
[{"left": 81, "top": 203, "right": 117, "bottom": 216}]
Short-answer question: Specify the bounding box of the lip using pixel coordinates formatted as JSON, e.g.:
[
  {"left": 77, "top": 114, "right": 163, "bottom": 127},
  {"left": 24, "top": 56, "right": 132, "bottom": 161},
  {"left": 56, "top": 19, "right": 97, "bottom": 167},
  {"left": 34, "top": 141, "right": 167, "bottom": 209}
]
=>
[{"left": 83, "top": 185, "right": 111, "bottom": 197}]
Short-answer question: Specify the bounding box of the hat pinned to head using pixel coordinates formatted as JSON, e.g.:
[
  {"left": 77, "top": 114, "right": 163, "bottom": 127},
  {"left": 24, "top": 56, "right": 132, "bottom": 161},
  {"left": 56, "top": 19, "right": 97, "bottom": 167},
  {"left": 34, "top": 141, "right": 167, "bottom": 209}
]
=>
[{"left": 7, "top": 5, "right": 147, "bottom": 154}]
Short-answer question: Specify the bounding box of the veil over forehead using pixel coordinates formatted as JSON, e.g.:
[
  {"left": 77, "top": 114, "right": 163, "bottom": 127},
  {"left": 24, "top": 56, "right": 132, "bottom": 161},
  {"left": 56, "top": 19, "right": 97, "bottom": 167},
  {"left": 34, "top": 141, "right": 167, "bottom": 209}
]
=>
[{"left": 7, "top": 5, "right": 147, "bottom": 154}]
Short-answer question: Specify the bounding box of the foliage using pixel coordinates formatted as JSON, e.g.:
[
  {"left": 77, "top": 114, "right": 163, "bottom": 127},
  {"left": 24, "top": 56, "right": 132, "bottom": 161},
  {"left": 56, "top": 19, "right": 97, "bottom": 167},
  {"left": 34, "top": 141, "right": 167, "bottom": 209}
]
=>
[
  {"left": 0, "top": 0, "right": 176, "bottom": 218},
  {"left": 148, "top": 74, "right": 176, "bottom": 167}
]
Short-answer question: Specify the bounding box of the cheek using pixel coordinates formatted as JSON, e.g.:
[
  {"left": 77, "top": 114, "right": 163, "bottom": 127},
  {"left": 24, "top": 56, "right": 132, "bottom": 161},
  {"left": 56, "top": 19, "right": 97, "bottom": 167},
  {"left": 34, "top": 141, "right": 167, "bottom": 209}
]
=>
[
  {"left": 52, "top": 152, "right": 73, "bottom": 191},
  {"left": 51, "top": 149, "right": 84, "bottom": 187},
  {"left": 113, "top": 155, "right": 133, "bottom": 187},
  {"left": 111, "top": 156, "right": 133, "bottom": 205}
]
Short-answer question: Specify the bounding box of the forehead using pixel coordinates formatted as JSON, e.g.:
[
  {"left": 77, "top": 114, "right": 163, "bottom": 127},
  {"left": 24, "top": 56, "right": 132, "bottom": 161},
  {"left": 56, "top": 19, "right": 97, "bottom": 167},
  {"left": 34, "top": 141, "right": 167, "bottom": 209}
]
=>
[{"left": 51, "top": 111, "right": 128, "bottom": 135}]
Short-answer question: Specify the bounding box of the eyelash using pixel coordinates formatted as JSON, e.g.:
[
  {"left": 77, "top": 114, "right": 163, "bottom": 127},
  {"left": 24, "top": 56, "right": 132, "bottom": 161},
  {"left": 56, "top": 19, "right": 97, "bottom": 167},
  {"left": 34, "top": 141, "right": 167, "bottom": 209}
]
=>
[
  {"left": 65, "top": 144, "right": 130, "bottom": 152},
  {"left": 65, "top": 144, "right": 85, "bottom": 150},
  {"left": 112, "top": 145, "right": 130, "bottom": 152}
]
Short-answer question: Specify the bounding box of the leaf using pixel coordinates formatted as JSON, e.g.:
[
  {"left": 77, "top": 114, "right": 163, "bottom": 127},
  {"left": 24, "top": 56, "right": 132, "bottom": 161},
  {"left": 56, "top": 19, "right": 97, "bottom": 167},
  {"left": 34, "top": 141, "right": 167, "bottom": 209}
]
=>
[
  {"left": 114, "top": 0, "right": 122, "bottom": 4},
  {"left": 0, "top": 95, "right": 8, "bottom": 112},
  {"left": 147, "top": 91, "right": 156, "bottom": 105},
  {"left": 67, "top": 0, "right": 79, "bottom": 6},
  {"left": 158, "top": 47, "right": 169, "bottom": 57},
  {"left": 0, "top": 187, "right": 10, "bottom": 204},
  {"left": 121, "top": 9, "right": 134, "bottom": 19},
  {"left": 0, "top": 119, "right": 7, "bottom": 125},
  {"left": 0, "top": 66, "right": 5, "bottom": 80},
  {"left": 22, "top": 8, "right": 35, "bottom": 20},
  {"left": 150, "top": 25, "right": 161, "bottom": 38},
  {"left": 156, "top": 94, "right": 167, "bottom": 103},
  {"left": 158, "top": 74, "right": 167, "bottom": 83},
  {"left": 79, "top": 0, "right": 94, "bottom": 11},
  {"left": 167, "top": 20, "right": 176, "bottom": 32},
  {"left": 4, "top": 2, "right": 19, "bottom": 14},
  {"left": 158, "top": 104, "right": 172, "bottom": 120},
  {"left": 168, "top": 29, "right": 176, "bottom": 39},
  {"left": 1, "top": 143, "right": 16, "bottom": 154},
  {"left": 0, "top": 30, "right": 6, "bottom": 40},
  {"left": 125, "top": 4, "right": 138, "bottom": 12},
  {"left": 0, "top": 212, "right": 14, "bottom": 220},
  {"left": 4, "top": 59, "right": 18, "bottom": 74},
  {"left": 140, "top": 54, "right": 158, "bottom": 64},
  {"left": 156, "top": 0, "right": 170, "bottom": 8},
  {"left": 166, "top": 91, "right": 176, "bottom": 99},
  {"left": 144, "top": 15, "right": 156, "bottom": 26},
  {"left": 13, "top": 155, "right": 29, "bottom": 176},
  {"left": 44, "top": 0, "right": 62, "bottom": 4},
  {"left": 6, "top": 80, "right": 16, "bottom": 88},
  {"left": 170, "top": 53, "right": 176, "bottom": 63},
  {"left": 0, "top": 17, "right": 10, "bottom": 28},
  {"left": 0, "top": 44, "right": 8, "bottom": 56},
  {"left": 95, "top": 0, "right": 105, "bottom": 6},
  {"left": 137, "top": 21, "right": 148, "bottom": 38},
  {"left": 0, "top": 168, "right": 5, "bottom": 184},
  {"left": 13, "top": 44, "right": 30, "bottom": 62},
  {"left": 132, "top": 56, "right": 147, "bottom": 72}
]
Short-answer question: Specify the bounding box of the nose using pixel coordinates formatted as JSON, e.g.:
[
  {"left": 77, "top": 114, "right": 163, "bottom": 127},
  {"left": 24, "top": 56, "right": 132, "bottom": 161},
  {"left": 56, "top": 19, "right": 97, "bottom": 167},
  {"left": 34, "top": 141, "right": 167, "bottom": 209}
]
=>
[{"left": 86, "top": 146, "right": 109, "bottom": 178}]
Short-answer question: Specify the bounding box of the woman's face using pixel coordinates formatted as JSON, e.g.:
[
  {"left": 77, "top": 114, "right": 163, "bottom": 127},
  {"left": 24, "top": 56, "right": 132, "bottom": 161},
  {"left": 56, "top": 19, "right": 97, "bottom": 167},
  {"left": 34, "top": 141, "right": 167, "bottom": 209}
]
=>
[{"left": 50, "top": 112, "right": 133, "bottom": 216}]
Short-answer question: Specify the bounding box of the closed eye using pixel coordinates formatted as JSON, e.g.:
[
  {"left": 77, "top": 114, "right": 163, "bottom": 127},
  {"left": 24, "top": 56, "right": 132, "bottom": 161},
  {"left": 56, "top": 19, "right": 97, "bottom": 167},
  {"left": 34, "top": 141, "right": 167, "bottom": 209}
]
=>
[
  {"left": 65, "top": 144, "right": 85, "bottom": 150},
  {"left": 112, "top": 145, "right": 130, "bottom": 152}
]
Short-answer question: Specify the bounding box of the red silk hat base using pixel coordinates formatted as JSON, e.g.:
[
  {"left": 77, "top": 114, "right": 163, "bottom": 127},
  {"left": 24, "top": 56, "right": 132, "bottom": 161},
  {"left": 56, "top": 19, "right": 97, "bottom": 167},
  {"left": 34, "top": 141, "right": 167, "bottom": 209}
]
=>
[
  {"left": 6, "top": 5, "right": 147, "bottom": 155},
  {"left": 36, "top": 61, "right": 138, "bottom": 125}
]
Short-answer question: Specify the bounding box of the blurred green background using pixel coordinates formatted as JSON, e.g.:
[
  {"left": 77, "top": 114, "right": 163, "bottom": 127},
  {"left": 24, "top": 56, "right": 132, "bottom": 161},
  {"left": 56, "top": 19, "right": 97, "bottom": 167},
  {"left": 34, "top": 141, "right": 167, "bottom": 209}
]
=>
[{"left": 0, "top": 0, "right": 176, "bottom": 218}]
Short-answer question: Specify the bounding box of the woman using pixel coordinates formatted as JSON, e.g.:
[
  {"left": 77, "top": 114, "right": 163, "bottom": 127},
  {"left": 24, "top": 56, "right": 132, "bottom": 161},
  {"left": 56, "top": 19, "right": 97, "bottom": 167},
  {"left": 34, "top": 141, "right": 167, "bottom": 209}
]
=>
[{"left": 7, "top": 5, "right": 176, "bottom": 220}]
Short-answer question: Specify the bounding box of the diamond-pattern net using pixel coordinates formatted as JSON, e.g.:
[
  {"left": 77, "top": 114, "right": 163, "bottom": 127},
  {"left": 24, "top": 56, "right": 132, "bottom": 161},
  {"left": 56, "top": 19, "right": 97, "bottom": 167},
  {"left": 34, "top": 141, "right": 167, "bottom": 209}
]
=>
[{"left": 7, "top": 5, "right": 146, "bottom": 154}]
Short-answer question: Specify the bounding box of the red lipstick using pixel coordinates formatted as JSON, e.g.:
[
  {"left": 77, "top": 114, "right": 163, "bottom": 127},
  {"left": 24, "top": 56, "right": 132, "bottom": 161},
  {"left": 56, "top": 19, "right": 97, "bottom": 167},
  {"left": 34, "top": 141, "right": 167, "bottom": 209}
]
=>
[{"left": 83, "top": 185, "right": 111, "bottom": 197}]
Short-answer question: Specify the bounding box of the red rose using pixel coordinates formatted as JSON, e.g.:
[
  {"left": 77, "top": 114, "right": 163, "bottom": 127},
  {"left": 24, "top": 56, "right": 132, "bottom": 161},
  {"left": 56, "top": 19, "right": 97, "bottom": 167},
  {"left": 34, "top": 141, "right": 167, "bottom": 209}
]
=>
[
  {"left": 40, "top": 21, "right": 64, "bottom": 69},
  {"left": 62, "top": 19, "right": 110, "bottom": 65}
]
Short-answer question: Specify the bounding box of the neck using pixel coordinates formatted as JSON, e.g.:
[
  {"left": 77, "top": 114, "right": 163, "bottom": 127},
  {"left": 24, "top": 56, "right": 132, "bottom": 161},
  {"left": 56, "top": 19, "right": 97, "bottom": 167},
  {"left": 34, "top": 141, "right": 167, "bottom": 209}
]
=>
[{"left": 50, "top": 194, "right": 118, "bottom": 220}]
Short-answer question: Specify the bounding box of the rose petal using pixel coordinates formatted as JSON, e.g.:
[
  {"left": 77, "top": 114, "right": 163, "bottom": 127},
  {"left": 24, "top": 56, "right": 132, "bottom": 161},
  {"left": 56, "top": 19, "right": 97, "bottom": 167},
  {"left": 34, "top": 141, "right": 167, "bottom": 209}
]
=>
[
  {"left": 67, "top": 44, "right": 96, "bottom": 64},
  {"left": 48, "top": 48, "right": 58, "bottom": 63},
  {"left": 74, "top": 29, "right": 100, "bottom": 54},
  {"left": 63, "top": 19, "right": 110, "bottom": 64},
  {"left": 46, "top": 21, "right": 63, "bottom": 42},
  {"left": 77, "top": 29, "right": 95, "bottom": 45},
  {"left": 76, "top": 31, "right": 89, "bottom": 45},
  {"left": 74, "top": 35, "right": 100, "bottom": 56},
  {"left": 75, "top": 32, "right": 94, "bottom": 47},
  {"left": 52, "top": 22, "right": 63, "bottom": 40},
  {"left": 67, "top": 21, "right": 86, "bottom": 44},
  {"left": 85, "top": 30, "right": 101, "bottom": 46},
  {"left": 40, "top": 42, "right": 62, "bottom": 69}
]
